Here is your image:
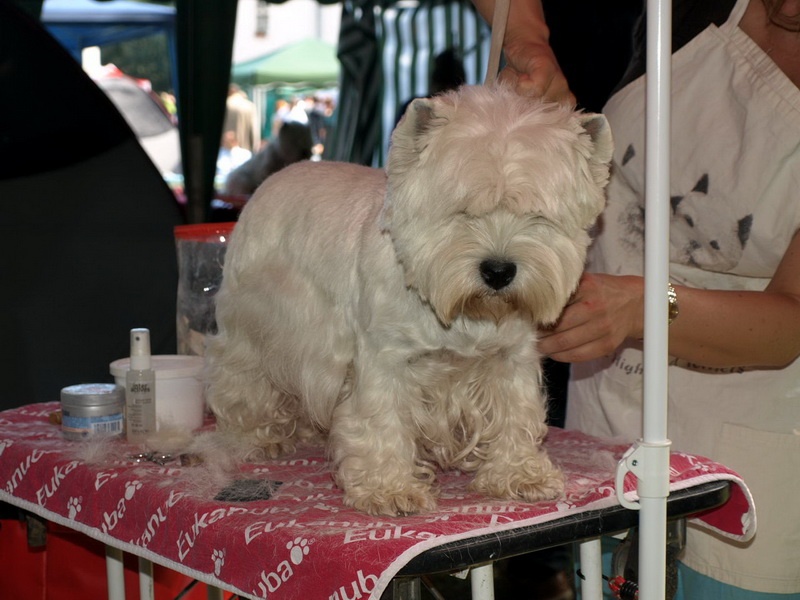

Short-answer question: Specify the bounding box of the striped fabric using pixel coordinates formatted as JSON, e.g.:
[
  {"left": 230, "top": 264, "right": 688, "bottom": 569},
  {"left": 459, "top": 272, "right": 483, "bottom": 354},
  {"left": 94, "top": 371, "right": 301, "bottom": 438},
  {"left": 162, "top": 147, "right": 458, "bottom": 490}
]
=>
[{"left": 329, "top": 0, "right": 491, "bottom": 166}]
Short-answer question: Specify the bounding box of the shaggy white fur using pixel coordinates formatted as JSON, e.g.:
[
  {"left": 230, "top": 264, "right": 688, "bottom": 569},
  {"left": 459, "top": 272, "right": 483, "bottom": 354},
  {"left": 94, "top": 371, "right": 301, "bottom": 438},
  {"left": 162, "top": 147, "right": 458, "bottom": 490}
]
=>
[{"left": 205, "top": 84, "right": 613, "bottom": 516}]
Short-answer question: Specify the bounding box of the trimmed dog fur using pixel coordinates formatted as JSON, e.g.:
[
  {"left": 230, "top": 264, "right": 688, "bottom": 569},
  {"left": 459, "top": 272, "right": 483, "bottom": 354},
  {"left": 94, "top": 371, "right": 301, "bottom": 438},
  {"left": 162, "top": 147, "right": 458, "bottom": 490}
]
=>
[{"left": 206, "top": 84, "right": 613, "bottom": 516}]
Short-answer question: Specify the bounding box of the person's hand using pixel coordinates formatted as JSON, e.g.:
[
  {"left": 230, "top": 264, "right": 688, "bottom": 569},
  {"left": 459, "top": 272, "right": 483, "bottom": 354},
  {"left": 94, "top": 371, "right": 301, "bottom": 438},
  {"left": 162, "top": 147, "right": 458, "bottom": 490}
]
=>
[
  {"left": 538, "top": 273, "right": 644, "bottom": 362},
  {"left": 500, "top": 36, "right": 574, "bottom": 104},
  {"left": 470, "top": 0, "right": 573, "bottom": 103}
]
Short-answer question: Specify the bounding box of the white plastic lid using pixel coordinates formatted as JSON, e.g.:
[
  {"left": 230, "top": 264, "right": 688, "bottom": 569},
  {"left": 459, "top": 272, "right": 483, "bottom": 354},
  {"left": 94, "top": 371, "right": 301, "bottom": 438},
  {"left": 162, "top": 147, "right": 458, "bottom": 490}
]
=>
[{"left": 110, "top": 355, "right": 204, "bottom": 380}]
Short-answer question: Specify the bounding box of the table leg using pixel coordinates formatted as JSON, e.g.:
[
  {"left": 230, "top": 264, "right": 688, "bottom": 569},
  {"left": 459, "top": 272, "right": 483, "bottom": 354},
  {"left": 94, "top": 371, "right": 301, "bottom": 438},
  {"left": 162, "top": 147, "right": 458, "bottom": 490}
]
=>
[
  {"left": 138, "top": 557, "right": 154, "bottom": 600},
  {"left": 470, "top": 563, "right": 495, "bottom": 600},
  {"left": 105, "top": 545, "right": 126, "bottom": 600},
  {"left": 383, "top": 577, "right": 422, "bottom": 599},
  {"left": 207, "top": 586, "right": 225, "bottom": 600},
  {"left": 579, "top": 538, "right": 604, "bottom": 600}
]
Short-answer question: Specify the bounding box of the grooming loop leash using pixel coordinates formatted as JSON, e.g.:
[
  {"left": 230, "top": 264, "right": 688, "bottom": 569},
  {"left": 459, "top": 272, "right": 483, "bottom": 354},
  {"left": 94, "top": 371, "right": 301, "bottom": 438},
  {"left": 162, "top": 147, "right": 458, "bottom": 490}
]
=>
[{"left": 483, "top": 0, "right": 510, "bottom": 85}]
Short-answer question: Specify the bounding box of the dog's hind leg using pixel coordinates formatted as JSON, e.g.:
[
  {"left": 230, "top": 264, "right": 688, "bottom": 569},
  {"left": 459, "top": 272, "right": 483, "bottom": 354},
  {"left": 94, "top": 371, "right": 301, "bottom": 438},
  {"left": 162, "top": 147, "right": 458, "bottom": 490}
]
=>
[
  {"left": 206, "top": 257, "right": 353, "bottom": 457},
  {"left": 205, "top": 328, "right": 313, "bottom": 458}
]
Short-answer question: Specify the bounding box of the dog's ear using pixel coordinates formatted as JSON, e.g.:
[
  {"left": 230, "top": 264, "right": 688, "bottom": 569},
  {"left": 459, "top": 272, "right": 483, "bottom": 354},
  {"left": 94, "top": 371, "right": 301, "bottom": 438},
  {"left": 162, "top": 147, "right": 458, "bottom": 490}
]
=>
[
  {"left": 577, "top": 113, "right": 614, "bottom": 191},
  {"left": 408, "top": 99, "right": 437, "bottom": 136},
  {"left": 395, "top": 95, "right": 455, "bottom": 150},
  {"left": 578, "top": 113, "right": 614, "bottom": 166}
]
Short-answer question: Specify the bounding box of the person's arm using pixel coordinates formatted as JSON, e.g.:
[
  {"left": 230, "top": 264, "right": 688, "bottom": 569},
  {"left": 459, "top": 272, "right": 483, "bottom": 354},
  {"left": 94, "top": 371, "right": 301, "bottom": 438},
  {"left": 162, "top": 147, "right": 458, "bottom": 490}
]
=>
[
  {"left": 538, "top": 230, "right": 800, "bottom": 369},
  {"left": 470, "top": 0, "right": 573, "bottom": 103}
]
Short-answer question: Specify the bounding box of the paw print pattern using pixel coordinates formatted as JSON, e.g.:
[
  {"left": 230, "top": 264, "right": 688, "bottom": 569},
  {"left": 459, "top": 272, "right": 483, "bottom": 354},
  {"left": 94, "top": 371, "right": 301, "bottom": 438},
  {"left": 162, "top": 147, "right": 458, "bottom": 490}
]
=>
[
  {"left": 424, "top": 514, "right": 452, "bottom": 524},
  {"left": 555, "top": 500, "right": 578, "bottom": 512},
  {"left": 212, "top": 549, "right": 225, "bottom": 576},
  {"left": 287, "top": 537, "right": 310, "bottom": 565},
  {"left": 0, "top": 439, "right": 13, "bottom": 455},
  {"left": 125, "top": 480, "right": 142, "bottom": 500},
  {"left": 67, "top": 497, "right": 82, "bottom": 519}
]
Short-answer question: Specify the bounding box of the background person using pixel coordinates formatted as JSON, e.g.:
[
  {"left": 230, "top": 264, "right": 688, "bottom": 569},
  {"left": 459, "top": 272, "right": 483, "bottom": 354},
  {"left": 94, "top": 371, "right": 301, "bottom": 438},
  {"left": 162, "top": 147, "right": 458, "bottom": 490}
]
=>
[{"left": 224, "top": 83, "right": 260, "bottom": 153}]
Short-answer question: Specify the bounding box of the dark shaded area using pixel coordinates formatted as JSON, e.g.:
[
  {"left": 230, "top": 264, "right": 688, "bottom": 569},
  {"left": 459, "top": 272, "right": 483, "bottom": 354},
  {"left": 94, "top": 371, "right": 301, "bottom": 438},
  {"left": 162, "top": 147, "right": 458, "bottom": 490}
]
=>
[
  {"left": 543, "top": 0, "right": 642, "bottom": 113},
  {"left": 0, "top": 8, "right": 130, "bottom": 179},
  {"left": 0, "top": 2, "right": 183, "bottom": 409}
]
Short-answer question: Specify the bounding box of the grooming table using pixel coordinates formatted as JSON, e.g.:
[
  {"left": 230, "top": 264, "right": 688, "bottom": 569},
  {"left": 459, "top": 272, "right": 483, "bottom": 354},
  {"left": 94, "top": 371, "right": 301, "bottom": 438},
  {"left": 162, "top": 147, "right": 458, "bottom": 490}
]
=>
[{"left": 0, "top": 403, "right": 754, "bottom": 599}]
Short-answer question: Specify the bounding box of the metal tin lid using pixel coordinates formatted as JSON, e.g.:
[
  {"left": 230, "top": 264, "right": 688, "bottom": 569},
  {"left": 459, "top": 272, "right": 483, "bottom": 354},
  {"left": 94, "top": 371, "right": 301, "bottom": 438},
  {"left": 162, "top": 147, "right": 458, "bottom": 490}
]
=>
[{"left": 61, "top": 383, "right": 124, "bottom": 406}]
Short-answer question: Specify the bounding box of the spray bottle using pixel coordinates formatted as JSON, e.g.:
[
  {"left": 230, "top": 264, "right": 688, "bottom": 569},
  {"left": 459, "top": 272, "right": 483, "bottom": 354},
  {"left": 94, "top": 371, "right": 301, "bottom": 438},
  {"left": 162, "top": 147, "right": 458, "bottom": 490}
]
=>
[{"left": 125, "top": 328, "right": 156, "bottom": 442}]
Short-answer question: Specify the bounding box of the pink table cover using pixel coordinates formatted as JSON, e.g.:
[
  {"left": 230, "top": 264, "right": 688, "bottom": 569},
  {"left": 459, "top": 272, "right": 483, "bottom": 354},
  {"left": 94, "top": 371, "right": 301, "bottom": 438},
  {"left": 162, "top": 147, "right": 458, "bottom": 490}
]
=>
[{"left": 0, "top": 402, "right": 755, "bottom": 599}]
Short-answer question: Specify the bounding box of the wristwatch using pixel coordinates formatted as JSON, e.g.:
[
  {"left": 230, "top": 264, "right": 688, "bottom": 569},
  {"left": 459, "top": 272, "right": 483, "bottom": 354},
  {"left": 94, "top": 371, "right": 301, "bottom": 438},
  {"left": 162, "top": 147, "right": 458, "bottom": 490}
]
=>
[{"left": 667, "top": 283, "right": 679, "bottom": 325}]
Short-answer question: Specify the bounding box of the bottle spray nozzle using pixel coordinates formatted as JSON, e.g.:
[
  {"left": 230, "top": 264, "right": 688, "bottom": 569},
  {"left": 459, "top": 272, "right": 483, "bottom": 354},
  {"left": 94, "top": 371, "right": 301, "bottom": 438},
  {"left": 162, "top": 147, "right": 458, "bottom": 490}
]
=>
[{"left": 129, "top": 328, "right": 152, "bottom": 371}]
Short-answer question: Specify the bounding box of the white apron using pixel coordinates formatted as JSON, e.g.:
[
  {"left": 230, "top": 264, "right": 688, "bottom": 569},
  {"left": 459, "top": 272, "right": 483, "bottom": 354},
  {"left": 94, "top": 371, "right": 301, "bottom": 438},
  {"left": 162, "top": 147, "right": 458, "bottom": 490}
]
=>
[{"left": 567, "top": 0, "right": 800, "bottom": 592}]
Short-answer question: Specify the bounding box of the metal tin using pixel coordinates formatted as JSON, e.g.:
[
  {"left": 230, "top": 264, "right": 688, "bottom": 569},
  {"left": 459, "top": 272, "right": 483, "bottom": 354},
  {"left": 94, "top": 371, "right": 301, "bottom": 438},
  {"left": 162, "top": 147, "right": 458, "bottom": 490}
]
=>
[{"left": 60, "top": 383, "right": 125, "bottom": 441}]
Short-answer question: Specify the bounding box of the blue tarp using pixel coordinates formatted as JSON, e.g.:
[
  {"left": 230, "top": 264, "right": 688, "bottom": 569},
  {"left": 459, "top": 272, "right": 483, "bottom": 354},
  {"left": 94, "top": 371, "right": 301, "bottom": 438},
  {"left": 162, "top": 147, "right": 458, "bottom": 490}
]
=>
[{"left": 41, "top": 0, "right": 176, "bottom": 61}]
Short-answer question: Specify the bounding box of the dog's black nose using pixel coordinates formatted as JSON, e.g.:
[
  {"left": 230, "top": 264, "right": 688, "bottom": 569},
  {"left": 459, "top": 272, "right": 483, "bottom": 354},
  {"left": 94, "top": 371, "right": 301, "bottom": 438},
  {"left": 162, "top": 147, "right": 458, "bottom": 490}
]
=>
[{"left": 479, "top": 259, "right": 516, "bottom": 290}]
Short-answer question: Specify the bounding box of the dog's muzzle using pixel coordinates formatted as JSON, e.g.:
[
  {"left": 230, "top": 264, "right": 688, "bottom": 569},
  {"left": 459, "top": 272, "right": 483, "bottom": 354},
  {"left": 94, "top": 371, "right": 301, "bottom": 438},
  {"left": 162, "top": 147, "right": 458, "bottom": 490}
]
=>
[{"left": 479, "top": 258, "right": 516, "bottom": 290}]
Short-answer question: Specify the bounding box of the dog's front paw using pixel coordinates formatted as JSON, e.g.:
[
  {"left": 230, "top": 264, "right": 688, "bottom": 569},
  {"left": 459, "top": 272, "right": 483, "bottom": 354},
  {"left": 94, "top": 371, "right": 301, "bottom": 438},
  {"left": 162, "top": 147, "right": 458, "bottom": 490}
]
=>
[
  {"left": 510, "top": 468, "right": 565, "bottom": 503},
  {"left": 471, "top": 462, "right": 565, "bottom": 503},
  {"left": 343, "top": 483, "right": 438, "bottom": 516}
]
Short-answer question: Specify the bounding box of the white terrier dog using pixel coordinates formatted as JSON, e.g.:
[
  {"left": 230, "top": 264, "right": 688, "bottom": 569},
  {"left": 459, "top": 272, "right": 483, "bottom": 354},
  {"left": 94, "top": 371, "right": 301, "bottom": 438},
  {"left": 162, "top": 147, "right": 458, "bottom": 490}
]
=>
[{"left": 206, "top": 84, "right": 613, "bottom": 516}]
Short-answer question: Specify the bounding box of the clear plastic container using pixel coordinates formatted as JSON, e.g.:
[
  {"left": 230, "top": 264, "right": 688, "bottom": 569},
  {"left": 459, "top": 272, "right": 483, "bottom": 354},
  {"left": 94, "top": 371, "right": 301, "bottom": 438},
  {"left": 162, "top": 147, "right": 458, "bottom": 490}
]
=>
[{"left": 174, "top": 223, "right": 236, "bottom": 355}]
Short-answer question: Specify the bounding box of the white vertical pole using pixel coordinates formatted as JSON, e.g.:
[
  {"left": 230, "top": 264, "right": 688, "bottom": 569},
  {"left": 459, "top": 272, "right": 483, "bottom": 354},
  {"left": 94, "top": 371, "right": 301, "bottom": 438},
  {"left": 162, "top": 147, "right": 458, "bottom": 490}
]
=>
[
  {"left": 641, "top": 0, "right": 673, "bottom": 598},
  {"left": 578, "top": 539, "right": 604, "bottom": 600},
  {"left": 105, "top": 545, "right": 126, "bottom": 600}
]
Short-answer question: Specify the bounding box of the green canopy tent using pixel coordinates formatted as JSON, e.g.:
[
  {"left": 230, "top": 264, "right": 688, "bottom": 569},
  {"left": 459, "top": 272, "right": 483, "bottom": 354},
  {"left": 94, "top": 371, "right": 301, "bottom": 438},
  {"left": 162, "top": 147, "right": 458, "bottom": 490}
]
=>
[{"left": 232, "top": 38, "right": 340, "bottom": 87}]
